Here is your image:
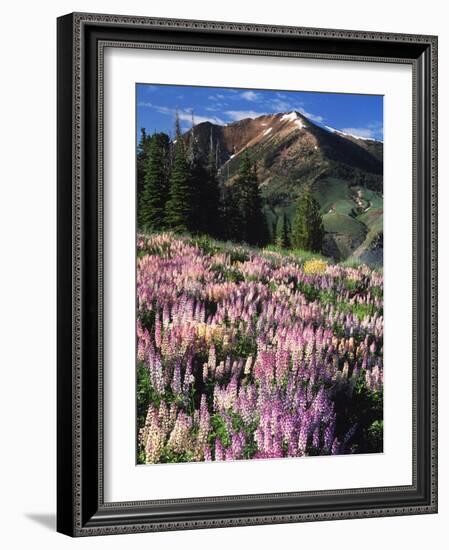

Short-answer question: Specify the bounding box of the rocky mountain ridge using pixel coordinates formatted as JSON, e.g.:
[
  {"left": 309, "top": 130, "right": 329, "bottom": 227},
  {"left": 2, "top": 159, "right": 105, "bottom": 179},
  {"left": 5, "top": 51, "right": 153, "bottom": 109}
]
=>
[{"left": 182, "top": 111, "right": 383, "bottom": 265}]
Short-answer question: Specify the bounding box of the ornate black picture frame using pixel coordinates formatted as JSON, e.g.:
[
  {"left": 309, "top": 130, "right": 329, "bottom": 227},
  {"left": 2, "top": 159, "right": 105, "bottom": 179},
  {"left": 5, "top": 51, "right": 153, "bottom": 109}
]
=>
[{"left": 57, "top": 12, "right": 438, "bottom": 537}]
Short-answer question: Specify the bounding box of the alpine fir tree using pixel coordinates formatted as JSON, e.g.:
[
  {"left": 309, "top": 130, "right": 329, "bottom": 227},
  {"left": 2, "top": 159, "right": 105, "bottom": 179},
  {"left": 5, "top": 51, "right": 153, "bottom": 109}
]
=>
[
  {"left": 136, "top": 127, "right": 151, "bottom": 198},
  {"left": 276, "top": 212, "right": 291, "bottom": 249},
  {"left": 138, "top": 132, "right": 170, "bottom": 232},
  {"left": 221, "top": 183, "right": 242, "bottom": 242},
  {"left": 234, "top": 151, "right": 268, "bottom": 246},
  {"left": 186, "top": 115, "right": 220, "bottom": 236},
  {"left": 291, "top": 186, "right": 324, "bottom": 252},
  {"left": 165, "top": 112, "right": 194, "bottom": 232},
  {"left": 202, "top": 131, "right": 222, "bottom": 237}
]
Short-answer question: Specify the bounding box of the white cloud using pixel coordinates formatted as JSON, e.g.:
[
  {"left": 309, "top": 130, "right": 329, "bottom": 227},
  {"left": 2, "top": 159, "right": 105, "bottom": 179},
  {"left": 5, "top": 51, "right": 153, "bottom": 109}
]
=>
[
  {"left": 268, "top": 98, "right": 294, "bottom": 111},
  {"left": 224, "top": 110, "right": 266, "bottom": 121},
  {"left": 138, "top": 102, "right": 226, "bottom": 126},
  {"left": 299, "top": 109, "right": 324, "bottom": 124},
  {"left": 139, "top": 98, "right": 327, "bottom": 129},
  {"left": 366, "top": 121, "right": 384, "bottom": 138},
  {"left": 340, "top": 127, "right": 375, "bottom": 139},
  {"left": 240, "top": 90, "right": 260, "bottom": 101},
  {"left": 182, "top": 111, "right": 226, "bottom": 126},
  {"left": 205, "top": 103, "right": 226, "bottom": 111}
]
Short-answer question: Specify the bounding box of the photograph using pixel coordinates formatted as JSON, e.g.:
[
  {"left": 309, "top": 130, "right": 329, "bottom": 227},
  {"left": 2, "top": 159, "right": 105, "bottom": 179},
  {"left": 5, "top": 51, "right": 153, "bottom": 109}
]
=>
[
  {"left": 135, "top": 84, "right": 384, "bottom": 465},
  {"left": 54, "top": 10, "right": 437, "bottom": 537}
]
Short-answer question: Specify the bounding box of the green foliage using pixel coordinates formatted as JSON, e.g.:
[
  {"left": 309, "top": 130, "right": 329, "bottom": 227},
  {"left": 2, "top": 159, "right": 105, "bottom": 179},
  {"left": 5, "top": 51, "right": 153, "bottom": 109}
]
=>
[
  {"left": 319, "top": 292, "right": 379, "bottom": 321},
  {"left": 367, "top": 420, "right": 384, "bottom": 451},
  {"left": 210, "top": 414, "right": 231, "bottom": 447},
  {"left": 333, "top": 373, "right": 383, "bottom": 454},
  {"left": 191, "top": 234, "right": 220, "bottom": 256},
  {"left": 275, "top": 212, "right": 291, "bottom": 248},
  {"left": 136, "top": 363, "right": 153, "bottom": 431},
  {"left": 264, "top": 244, "right": 327, "bottom": 265},
  {"left": 138, "top": 132, "right": 170, "bottom": 231},
  {"left": 291, "top": 186, "right": 325, "bottom": 252}
]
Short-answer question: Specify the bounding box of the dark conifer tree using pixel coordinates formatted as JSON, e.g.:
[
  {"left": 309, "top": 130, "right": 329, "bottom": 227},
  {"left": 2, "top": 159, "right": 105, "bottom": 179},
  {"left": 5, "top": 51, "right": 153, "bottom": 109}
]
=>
[
  {"left": 270, "top": 220, "right": 277, "bottom": 244},
  {"left": 234, "top": 151, "right": 269, "bottom": 246},
  {"left": 137, "top": 127, "right": 151, "bottom": 198},
  {"left": 276, "top": 212, "right": 291, "bottom": 249},
  {"left": 165, "top": 112, "right": 194, "bottom": 232},
  {"left": 221, "top": 184, "right": 242, "bottom": 242},
  {"left": 291, "top": 186, "right": 324, "bottom": 252},
  {"left": 187, "top": 113, "right": 208, "bottom": 235},
  {"left": 138, "top": 132, "right": 170, "bottom": 232},
  {"left": 203, "top": 131, "right": 222, "bottom": 237}
]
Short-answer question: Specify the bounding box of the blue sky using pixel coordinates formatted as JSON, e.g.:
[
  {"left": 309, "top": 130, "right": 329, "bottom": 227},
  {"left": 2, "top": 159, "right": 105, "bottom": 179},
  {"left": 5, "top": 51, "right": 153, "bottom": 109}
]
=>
[{"left": 137, "top": 84, "right": 383, "bottom": 141}]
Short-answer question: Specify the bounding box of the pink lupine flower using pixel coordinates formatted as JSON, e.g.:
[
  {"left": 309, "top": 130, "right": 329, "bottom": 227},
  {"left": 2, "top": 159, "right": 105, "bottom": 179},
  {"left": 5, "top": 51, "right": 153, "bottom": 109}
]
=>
[
  {"left": 137, "top": 233, "right": 383, "bottom": 464},
  {"left": 215, "top": 439, "right": 225, "bottom": 461}
]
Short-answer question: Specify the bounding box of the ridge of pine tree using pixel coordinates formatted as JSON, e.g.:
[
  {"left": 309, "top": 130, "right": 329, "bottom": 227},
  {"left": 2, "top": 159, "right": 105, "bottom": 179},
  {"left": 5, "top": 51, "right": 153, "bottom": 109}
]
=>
[
  {"left": 165, "top": 114, "right": 194, "bottom": 233},
  {"left": 136, "top": 127, "right": 152, "bottom": 198},
  {"left": 291, "top": 186, "right": 324, "bottom": 252},
  {"left": 203, "top": 131, "right": 222, "bottom": 238},
  {"left": 138, "top": 132, "right": 170, "bottom": 232},
  {"left": 234, "top": 151, "right": 269, "bottom": 246},
  {"left": 185, "top": 122, "right": 222, "bottom": 238},
  {"left": 187, "top": 119, "right": 209, "bottom": 235}
]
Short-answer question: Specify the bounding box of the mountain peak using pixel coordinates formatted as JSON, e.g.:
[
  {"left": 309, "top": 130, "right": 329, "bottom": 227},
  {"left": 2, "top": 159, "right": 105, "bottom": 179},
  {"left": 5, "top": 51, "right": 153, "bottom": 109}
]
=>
[{"left": 279, "top": 111, "right": 308, "bottom": 129}]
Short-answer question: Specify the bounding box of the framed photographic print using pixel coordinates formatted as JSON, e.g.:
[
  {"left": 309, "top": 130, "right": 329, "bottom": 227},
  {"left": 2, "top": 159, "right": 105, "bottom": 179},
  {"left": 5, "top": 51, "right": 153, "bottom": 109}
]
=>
[{"left": 57, "top": 12, "right": 438, "bottom": 536}]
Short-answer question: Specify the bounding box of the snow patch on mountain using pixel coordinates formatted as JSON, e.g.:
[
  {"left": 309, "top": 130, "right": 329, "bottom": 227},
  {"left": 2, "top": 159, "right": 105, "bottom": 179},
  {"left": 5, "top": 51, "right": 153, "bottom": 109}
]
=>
[
  {"left": 325, "top": 125, "right": 382, "bottom": 142},
  {"left": 280, "top": 111, "right": 306, "bottom": 130},
  {"left": 280, "top": 112, "right": 299, "bottom": 123},
  {"left": 263, "top": 127, "right": 272, "bottom": 136}
]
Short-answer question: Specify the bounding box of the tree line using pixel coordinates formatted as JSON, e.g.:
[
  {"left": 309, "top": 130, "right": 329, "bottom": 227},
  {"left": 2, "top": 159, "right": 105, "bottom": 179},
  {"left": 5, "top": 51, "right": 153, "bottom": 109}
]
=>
[{"left": 138, "top": 113, "right": 324, "bottom": 252}]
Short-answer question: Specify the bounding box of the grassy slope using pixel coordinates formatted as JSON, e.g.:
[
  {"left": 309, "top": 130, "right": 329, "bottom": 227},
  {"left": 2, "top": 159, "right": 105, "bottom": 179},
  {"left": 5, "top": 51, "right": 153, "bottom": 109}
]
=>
[{"left": 313, "top": 178, "right": 383, "bottom": 264}]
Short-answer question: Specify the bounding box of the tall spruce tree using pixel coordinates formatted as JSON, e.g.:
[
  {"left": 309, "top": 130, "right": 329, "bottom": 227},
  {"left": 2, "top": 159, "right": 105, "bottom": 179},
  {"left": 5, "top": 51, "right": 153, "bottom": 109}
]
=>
[
  {"left": 221, "top": 184, "right": 242, "bottom": 242},
  {"left": 234, "top": 151, "right": 268, "bottom": 246},
  {"left": 291, "top": 186, "right": 324, "bottom": 252},
  {"left": 202, "top": 131, "right": 222, "bottom": 237},
  {"left": 136, "top": 128, "right": 151, "bottom": 198},
  {"left": 138, "top": 132, "right": 170, "bottom": 232},
  {"left": 165, "top": 112, "right": 193, "bottom": 232},
  {"left": 186, "top": 113, "right": 215, "bottom": 236},
  {"left": 276, "top": 212, "right": 291, "bottom": 249}
]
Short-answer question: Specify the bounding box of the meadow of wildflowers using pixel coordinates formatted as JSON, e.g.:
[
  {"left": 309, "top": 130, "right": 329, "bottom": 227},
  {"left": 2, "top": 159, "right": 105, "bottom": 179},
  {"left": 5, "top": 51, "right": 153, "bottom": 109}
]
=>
[{"left": 137, "top": 233, "right": 383, "bottom": 464}]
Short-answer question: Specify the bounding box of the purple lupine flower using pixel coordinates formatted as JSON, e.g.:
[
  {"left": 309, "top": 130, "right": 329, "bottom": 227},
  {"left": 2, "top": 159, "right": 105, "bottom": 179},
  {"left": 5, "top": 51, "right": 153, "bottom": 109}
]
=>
[
  {"left": 137, "top": 233, "right": 383, "bottom": 464},
  {"left": 215, "top": 438, "right": 225, "bottom": 461},
  {"left": 171, "top": 361, "right": 182, "bottom": 395},
  {"left": 331, "top": 438, "right": 341, "bottom": 455}
]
